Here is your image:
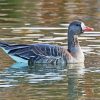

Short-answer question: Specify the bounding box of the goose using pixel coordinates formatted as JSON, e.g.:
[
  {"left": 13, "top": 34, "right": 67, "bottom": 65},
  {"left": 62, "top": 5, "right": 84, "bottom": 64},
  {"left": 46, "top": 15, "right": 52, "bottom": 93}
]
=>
[{"left": 0, "top": 20, "right": 94, "bottom": 64}]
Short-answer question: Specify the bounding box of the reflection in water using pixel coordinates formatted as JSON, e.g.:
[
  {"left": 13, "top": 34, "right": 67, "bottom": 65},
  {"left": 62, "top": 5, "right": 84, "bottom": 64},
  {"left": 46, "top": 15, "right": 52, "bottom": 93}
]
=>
[
  {"left": 0, "top": 0, "right": 100, "bottom": 29},
  {"left": 1, "top": 63, "right": 99, "bottom": 100},
  {"left": 0, "top": 63, "right": 65, "bottom": 86},
  {"left": 67, "top": 64, "right": 85, "bottom": 100},
  {"left": 0, "top": 0, "right": 100, "bottom": 100},
  {"left": 0, "top": 62, "right": 86, "bottom": 100},
  {"left": 0, "top": 0, "right": 21, "bottom": 24}
]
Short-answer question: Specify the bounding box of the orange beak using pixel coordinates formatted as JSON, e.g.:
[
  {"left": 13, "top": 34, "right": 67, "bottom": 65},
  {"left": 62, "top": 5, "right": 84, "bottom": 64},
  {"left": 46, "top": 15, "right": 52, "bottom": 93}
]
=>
[{"left": 84, "top": 26, "right": 94, "bottom": 31}]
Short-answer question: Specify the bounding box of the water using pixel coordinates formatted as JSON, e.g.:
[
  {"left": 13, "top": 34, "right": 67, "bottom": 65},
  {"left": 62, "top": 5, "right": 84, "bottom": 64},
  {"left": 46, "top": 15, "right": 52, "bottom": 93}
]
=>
[{"left": 0, "top": 0, "right": 100, "bottom": 100}]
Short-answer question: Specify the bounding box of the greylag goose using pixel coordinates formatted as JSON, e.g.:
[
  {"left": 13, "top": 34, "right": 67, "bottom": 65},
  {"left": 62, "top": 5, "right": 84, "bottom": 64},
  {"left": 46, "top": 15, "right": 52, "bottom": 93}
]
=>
[{"left": 0, "top": 20, "right": 93, "bottom": 64}]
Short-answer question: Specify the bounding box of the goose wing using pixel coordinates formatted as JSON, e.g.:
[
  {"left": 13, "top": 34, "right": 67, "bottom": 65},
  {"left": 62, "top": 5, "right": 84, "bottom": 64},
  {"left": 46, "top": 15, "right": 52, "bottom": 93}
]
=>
[{"left": 8, "top": 44, "right": 64, "bottom": 60}]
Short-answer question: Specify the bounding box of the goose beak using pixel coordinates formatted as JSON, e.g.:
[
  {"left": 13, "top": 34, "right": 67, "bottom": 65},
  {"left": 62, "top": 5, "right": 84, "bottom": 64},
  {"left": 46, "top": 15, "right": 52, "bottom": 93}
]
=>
[{"left": 84, "top": 26, "right": 94, "bottom": 31}]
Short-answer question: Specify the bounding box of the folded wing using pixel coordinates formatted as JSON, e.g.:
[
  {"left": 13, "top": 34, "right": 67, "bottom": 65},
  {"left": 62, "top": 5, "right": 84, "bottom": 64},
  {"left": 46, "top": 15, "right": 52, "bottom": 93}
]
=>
[{"left": 8, "top": 44, "right": 64, "bottom": 60}]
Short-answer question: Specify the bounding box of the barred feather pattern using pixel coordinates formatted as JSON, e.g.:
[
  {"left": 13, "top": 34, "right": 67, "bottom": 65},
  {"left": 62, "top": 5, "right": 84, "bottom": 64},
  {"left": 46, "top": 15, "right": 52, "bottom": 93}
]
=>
[
  {"left": 27, "top": 44, "right": 73, "bottom": 64},
  {"left": 0, "top": 42, "right": 73, "bottom": 64}
]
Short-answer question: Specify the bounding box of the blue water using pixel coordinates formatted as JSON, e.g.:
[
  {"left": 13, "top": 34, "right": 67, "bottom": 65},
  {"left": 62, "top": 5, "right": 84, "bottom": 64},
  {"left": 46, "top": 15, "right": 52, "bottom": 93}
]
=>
[{"left": 0, "top": 0, "right": 100, "bottom": 100}]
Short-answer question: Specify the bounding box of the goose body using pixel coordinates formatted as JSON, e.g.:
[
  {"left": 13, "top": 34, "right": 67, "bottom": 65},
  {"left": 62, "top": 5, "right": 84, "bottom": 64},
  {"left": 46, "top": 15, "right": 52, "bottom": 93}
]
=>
[
  {"left": 0, "top": 43, "right": 74, "bottom": 64},
  {"left": 0, "top": 21, "right": 93, "bottom": 64}
]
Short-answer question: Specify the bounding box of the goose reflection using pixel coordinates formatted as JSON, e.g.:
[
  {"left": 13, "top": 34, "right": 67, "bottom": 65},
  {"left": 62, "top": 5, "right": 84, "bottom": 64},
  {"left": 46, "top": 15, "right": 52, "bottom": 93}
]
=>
[
  {"left": 0, "top": 62, "right": 66, "bottom": 86},
  {"left": 26, "top": 63, "right": 66, "bottom": 83},
  {"left": 0, "top": 62, "right": 85, "bottom": 99},
  {"left": 67, "top": 63, "right": 85, "bottom": 100}
]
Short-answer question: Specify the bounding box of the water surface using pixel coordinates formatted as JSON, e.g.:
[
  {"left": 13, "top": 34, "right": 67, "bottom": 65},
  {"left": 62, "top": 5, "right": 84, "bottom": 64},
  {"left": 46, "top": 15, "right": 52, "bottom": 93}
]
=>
[{"left": 0, "top": 0, "right": 100, "bottom": 100}]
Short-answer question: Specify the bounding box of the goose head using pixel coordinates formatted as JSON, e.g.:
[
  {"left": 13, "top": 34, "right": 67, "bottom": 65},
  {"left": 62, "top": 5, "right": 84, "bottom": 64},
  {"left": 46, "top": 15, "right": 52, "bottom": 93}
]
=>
[
  {"left": 68, "top": 20, "right": 94, "bottom": 36},
  {"left": 67, "top": 20, "right": 94, "bottom": 53}
]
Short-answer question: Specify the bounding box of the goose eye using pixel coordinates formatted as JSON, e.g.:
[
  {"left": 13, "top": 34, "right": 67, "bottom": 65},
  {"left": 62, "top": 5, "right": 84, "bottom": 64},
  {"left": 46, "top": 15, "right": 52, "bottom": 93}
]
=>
[{"left": 76, "top": 24, "right": 80, "bottom": 26}]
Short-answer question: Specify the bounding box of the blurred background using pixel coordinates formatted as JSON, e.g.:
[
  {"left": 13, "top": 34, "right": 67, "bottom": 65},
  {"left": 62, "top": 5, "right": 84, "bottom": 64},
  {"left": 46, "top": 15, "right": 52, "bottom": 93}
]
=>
[
  {"left": 0, "top": 0, "right": 100, "bottom": 100},
  {"left": 0, "top": 0, "right": 100, "bottom": 29}
]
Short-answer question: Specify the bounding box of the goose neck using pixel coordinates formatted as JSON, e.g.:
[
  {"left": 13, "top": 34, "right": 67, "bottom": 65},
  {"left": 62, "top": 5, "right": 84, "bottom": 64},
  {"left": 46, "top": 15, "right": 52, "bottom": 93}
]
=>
[{"left": 68, "top": 32, "right": 80, "bottom": 52}]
